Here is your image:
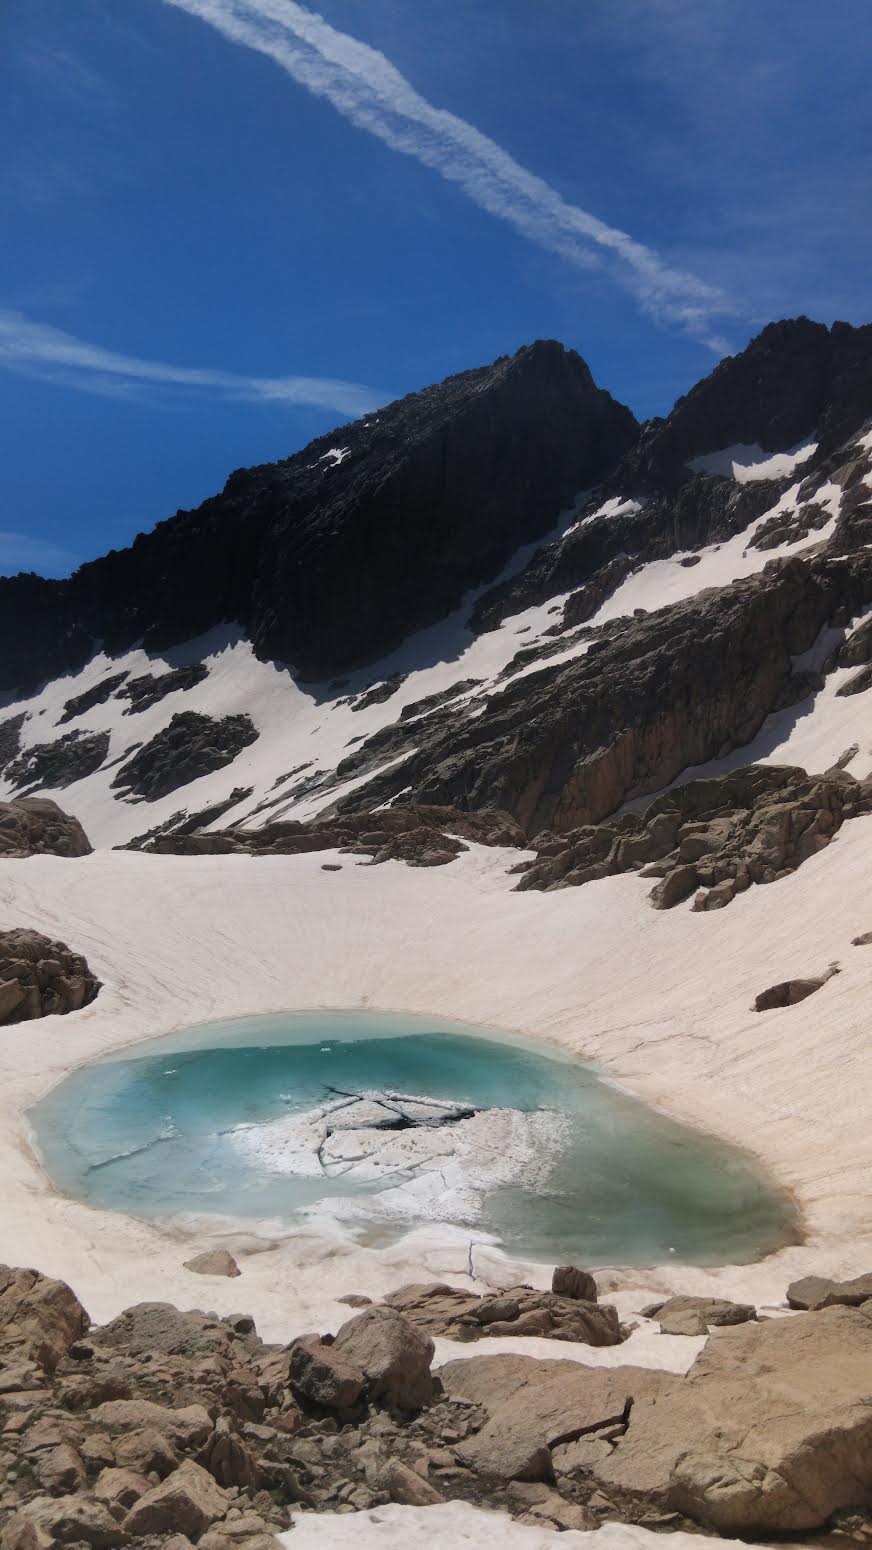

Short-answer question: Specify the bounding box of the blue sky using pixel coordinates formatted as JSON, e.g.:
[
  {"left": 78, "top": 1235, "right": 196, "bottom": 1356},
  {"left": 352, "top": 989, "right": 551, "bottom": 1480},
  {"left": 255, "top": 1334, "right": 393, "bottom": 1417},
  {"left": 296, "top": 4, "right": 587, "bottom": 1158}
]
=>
[{"left": 2, "top": 0, "right": 870, "bottom": 577}]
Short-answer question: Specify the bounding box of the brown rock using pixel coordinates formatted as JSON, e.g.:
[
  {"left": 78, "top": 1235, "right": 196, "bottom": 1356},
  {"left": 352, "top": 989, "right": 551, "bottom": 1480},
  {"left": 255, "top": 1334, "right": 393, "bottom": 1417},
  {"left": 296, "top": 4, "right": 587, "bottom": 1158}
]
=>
[
  {"left": 786, "top": 1271, "right": 872, "bottom": 1309},
  {"left": 94, "top": 1467, "right": 151, "bottom": 1512},
  {"left": 376, "top": 1457, "right": 444, "bottom": 1506},
  {"left": 439, "top": 1352, "right": 668, "bottom": 1482},
  {"left": 183, "top": 1250, "right": 241, "bottom": 1279},
  {"left": 122, "top": 1458, "right": 230, "bottom": 1538},
  {"left": 0, "top": 1265, "right": 90, "bottom": 1374},
  {"left": 0, "top": 799, "right": 92, "bottom": 860},
  {"left": 198, "top": 1416, "right": 259, "bottom": 1488},
  {"left": 199, "top": 1517, "right": 283, "bottom": 1550},
  {"left": 112, "top": 1427, "right": 179, "bottom": 1478},
  {"left": 288, "top": 1335, "right": 365, "bottom": 1413},
  {"left": 90, "top": 1398, "right": 213, "bottom": 1451},
  {"left": 6, "top": 1496, "right": 123, "bottom": 1550},
  {"left": 331, "top": 1305, "right": 435, "bottom": 1412},
  {"left": 92, "top": 1302, "right": 238, "bottom": 1360},
  {"left": 31, "top": 1442, "right": 87, "bottom": 1495},
  {"left": 649, "top": 865, "right": 698, "bottom": 910},
  {"left": 551, "top": 1265, "right": 597, "bottom": 1301},
  {"left": 655, "top": 1296, "right": 756, "bottom": 1336},
  {"left": 754, "top": 963, "right": 839, "bottom": 1010},
  {"left": 597, "top": 1305, "right": 872, "bottom": 1534}
]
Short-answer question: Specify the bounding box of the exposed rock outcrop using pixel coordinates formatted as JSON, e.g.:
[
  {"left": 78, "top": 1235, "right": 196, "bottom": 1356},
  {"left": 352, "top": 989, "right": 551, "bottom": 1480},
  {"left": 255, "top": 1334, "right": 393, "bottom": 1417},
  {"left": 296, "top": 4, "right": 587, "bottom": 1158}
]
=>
[
  {"left": 120, "top": 663, "right": 209, "bottom": 715},
  {"left": 59, "top": 674, "right": 129, "bottom": 725},
  {"left": 516, "top": 764, "right": 872, "bottom": 908},
  {"left": 337, "top": 548, "right": 872, "bottom": 834},
  {"left": 0, "top": 799, "right": 92, "bottom": 859},
  {"left": 645, "top": 1296, "right": 756, "bottom": 1336},
  {"left": 5, "top": 732, "right": 110, "bottom": 793},
  {"left": 110, "top": 713, "right": 258, "bottom": 801},
  {"left": 786, "top": 1271, "right": 872, "bottom": 1309},
  {"left": 0, "top": 928, "right": 101, "bottom": 1024},
  {"left": 135, "top": 803, "right": 525, "bottom": 866},
  {"left": 754, "top": 963, "right": 840, "bottom": 1011},
  {"left": 380, "top": 1279, "right": 623, "bottom": 1346},
  {"left": 0, "top": 714, "right": 26, "bottom": 772}
]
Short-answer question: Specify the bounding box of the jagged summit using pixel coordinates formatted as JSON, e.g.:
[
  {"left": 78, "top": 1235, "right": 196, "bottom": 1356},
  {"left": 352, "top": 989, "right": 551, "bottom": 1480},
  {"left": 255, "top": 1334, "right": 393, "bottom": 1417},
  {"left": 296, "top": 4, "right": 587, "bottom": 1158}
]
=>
[{"left": 0, "top": 338, "right": 637, "bottom": 691}]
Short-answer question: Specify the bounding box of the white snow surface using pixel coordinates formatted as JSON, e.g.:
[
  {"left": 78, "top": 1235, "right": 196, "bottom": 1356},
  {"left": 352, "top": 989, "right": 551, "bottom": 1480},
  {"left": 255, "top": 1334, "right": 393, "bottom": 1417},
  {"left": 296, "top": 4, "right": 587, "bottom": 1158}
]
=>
[
  {"left": 282, "top": 1503, "right": 754, "bottom": 1549},
  {"left": 688, "top": 441, "right": 817, "bottom": 481}
]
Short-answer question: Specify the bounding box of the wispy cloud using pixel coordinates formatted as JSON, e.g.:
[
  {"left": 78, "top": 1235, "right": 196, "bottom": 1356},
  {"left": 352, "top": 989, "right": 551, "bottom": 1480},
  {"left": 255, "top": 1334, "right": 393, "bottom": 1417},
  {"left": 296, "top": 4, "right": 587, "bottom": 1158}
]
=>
[
  {"left": 0, "top": 311, "right": 385, "bottom": 416},
  {"left": 23, "top": 44, "right": 110, "bottom": 104},
  {"left": 162, "top": 0, "right": 735, "bottom": 348},
  {"left": 0, "top": 531, "right": 79, "bottom": 580}
]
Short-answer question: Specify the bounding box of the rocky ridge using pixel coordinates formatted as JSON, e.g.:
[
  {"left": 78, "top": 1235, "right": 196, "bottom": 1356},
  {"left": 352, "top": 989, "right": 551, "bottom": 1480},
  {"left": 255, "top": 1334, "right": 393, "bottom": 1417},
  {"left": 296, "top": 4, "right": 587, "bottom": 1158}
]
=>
[{"left": 0, "top": 341, "right": 637, "bottom": 692}]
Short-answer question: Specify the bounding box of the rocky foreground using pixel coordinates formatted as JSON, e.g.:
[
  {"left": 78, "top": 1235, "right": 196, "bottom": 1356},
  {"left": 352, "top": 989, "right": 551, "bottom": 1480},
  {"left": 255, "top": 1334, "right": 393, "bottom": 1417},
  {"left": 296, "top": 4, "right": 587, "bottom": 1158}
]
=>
[{"left": 4, "top": 1263, "right": 872, "bottom": 1547}]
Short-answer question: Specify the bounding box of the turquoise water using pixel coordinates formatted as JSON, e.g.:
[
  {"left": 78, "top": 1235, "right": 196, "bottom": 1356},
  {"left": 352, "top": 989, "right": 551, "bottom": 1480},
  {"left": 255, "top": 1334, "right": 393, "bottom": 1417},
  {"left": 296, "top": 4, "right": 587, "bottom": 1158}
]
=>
[{"left": 31, "top": 1009, "right": 799, "bottom": 1265}]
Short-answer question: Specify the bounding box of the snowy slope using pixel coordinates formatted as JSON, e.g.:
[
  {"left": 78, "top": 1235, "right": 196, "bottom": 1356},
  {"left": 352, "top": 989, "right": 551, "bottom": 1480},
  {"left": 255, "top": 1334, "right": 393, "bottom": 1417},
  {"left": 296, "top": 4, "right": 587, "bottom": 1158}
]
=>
[{"left": 2, "top": 431, "right": 865, "bottom": 849}]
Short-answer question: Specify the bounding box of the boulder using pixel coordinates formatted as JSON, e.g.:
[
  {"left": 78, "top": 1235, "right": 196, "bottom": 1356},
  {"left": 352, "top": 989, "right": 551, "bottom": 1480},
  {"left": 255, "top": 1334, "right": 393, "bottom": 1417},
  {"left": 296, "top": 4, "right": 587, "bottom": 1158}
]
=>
[
  {"left": 31, "top": 1442, "right": 87, "bottom": 1495},
  {"left": 655, "top": 1296, "right": 756, "bottom": 1336},
  {"left": 288, "top": 1335, "right": 365, "bottom": 1413},
  {"left": 380, "top": 1279, "right": 621, "bottom": 1346},
  {"left": 439, "top": 1352, "right": 668, "bottom": 1482},
  {"left": 596, "top": 1304, "right": 872, "bottom": 1534},
  {"left": 199, "top": 1517, "right": 283, "bottom": 1550},
  {"left": 122, "top": 1458, "right": 230, "bottom": 1538},
  {"left": 112, "top": 1427, "right": 179, "bottom": 1477},
  {"left": 786, "top": 1271, "right": 872, "bottom": 1309},
  {"left": 5, "top": 1496, "right": 123, "bottom": 1549},
  {"left": 0, "top": 1266, "right": 89, "bottom": 1373},
  {"left": 331, "top": 1305, "right": 435, "bottom": 1411},
  {"left": 90, "top": 1398, "right": 213, "bottom": 1451},
  {"left": 376, "top": 1457, "right": 444, "bottom": 1506},
  {"left": 92, "top": 1302, "right": 238, "bottom": 1359},
  {"left": 551, "top": 1265, "right": 597, "bottom": 1301},
  {"left": 754, "top": 964, "right": 839, "bottom": 1010},
  {"left": 93, "top": 1467, "right": 151, "bottom": 1512},
  {"left": 183, "top": 1249, "right": 241, "bottom": 1279}
]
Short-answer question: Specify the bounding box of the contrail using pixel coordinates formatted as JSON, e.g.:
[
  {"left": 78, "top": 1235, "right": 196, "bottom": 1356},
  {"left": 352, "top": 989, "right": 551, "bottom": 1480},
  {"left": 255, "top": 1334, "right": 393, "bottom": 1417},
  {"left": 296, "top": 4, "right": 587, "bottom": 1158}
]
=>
[
  {"left": 162, "top": 0, "right": 734, "bottom": 347},
  {"left": 0, "top": 309, "right": 385, "bottom": 416}
]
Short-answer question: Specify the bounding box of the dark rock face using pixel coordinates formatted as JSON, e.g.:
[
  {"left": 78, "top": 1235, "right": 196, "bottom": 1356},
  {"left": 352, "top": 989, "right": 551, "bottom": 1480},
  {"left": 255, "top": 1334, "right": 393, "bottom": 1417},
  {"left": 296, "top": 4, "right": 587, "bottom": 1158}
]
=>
[
  {"left": 0, "top": 712, "right": 26, "bottom": 771},
  {"left": 470, "top": 318, "right": 872, "bottom": 634},
  {"left": 0, "top": 342, "right": 638, "bottom": 691},
  {"left": 110, "top": 712, "right": 258, "bottom": 801},
  {"left": 0, "top": 797, "right": 92, "bottom": 858},
  {"left": 338, "top": 550, "right": 872, "bottom": 836},
  {"left": 120, "top": 662, "right": 209, "bottom": 715},
  {"left": 59, "top": 674, "right": 129, "bottom": 725},
  {"left": 514, "top": 764, "right": 872, "bottom": 909},
  {"left": 0, "top": 927, "right": 101, "bottom": 1024},
  {"left": 5, "top": 731, "right": 110, "bottom": 792},
  {"left": 350, "top": 673, "right": 407, "bottom": 712}
]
